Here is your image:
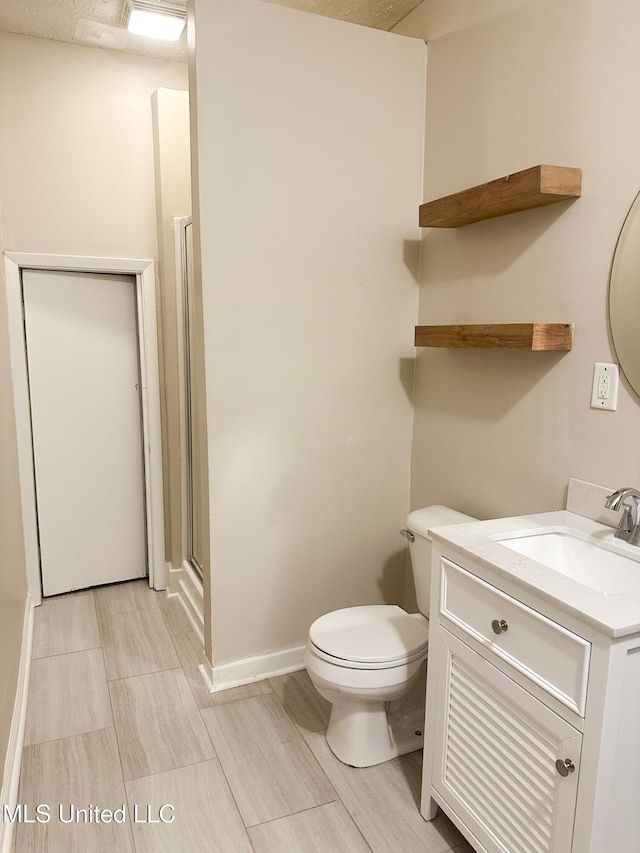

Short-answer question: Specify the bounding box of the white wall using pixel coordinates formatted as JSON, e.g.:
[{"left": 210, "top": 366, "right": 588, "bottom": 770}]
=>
[
  {"left": 189, "top": 0, "right": 426, "bottom": 668},
  {"left": 0, "top": 31, "right": 187, "bottom": 775},
  {"left": 395, "top": 0, "right": 640, "bottom": 520}
]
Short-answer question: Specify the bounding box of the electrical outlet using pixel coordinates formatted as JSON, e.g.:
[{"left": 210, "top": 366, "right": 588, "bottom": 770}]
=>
[{"left": 591, "top": 362, "right": 619, "bottom": 411}]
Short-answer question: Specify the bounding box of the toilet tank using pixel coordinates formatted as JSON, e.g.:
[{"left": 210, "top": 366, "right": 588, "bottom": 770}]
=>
[{"left": 405, "top": 505, "right": 477, "bottom": 616}]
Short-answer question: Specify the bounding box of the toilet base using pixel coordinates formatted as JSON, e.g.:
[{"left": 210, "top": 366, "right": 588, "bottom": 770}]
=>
[
  {"left": 322, "top": 664, "right": 427, "bottom": 768},
  {"left": 326, "top": 697, "right": 424, "bottom": 767}
]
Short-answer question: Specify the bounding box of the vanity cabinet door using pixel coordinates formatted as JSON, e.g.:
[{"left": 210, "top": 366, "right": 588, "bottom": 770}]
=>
[{"left": 431, "top": 628, "right": 581, "bottom": 853}]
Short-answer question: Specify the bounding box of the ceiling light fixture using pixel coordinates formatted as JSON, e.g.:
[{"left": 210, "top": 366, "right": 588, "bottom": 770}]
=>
[{"left": 123, "top": 0, "right": 187, "bottom": 41}]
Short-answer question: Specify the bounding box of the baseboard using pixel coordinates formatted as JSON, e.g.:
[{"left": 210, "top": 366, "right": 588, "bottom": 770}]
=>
[
  {"left": 199, "top": 644, "right": 306, "bottom": 694},
  {"left": 0, "top": 593, "right": 34, "bottom": 853},
  {"left": 165, "top": 562, "right": 306, "bottom": 693},
  {"left": 167, "top": 561, "right": 204, "bottom": 643}
]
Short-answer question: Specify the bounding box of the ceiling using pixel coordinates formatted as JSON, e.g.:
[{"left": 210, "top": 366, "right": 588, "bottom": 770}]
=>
[{"left": 0, "top": 0, "right": 423, "bottom": 63}]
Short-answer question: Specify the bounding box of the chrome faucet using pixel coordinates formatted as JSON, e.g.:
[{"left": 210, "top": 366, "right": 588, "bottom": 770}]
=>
[{"left": 604, "top": 487, "right": 640, "bottom": 541}]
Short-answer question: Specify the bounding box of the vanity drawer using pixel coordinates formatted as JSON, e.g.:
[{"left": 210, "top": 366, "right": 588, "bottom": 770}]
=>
[{"left": 439, "top": 558, "right": 591, "bottom": 716}]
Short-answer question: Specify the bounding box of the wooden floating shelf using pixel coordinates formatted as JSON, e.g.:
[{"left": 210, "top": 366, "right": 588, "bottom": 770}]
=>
[
  {"left": 419, "top": 165, "right": 582, "bottom": 228},
  {"left": 415, "top": 323, "right": 573, "bottom": 351}
]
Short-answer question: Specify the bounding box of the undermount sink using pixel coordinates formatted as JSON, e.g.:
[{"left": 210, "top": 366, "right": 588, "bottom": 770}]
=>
[{"left": 494, "top": 527, "right": 640, "bottom": 595}]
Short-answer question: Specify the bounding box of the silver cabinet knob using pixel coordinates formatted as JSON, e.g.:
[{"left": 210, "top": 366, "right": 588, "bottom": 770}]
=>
[
  {"left": 555, "top": 758, "right": 575, "bottom": 777},
  {"left": 491, "top": 619, "right": 509, "bottom": 635}
]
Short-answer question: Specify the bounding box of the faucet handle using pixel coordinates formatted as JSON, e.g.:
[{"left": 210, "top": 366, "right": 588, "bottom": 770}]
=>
[
  {"left": 620, "top": 505, "right": 635, "bottom": 535},
  {"left": 609, "top": 490, "right": 640, "bottom": 541}
]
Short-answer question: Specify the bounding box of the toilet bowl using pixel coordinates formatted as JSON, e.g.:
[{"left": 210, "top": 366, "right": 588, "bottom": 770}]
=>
[{"left": 305, "top": 505, "right": 476, "bottom": 768}]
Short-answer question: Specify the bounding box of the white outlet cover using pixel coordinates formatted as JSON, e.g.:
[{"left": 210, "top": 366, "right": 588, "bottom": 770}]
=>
[{"left": 591, "top": 362, "right": 619, "bottom": 411}]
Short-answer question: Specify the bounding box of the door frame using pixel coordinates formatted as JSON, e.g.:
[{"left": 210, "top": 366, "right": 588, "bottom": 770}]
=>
[{"left": 3, "top": 252, "right": 165, "bottom": 605}]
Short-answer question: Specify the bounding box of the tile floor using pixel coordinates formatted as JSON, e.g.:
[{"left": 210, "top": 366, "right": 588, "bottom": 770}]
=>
[{"left": 13, "top": 580, "right": 473, "bottom": 852}]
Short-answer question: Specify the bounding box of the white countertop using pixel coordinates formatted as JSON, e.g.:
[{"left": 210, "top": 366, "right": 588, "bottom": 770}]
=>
[{"left": 429, "top": 510, "right": 640, "bottom": 638}]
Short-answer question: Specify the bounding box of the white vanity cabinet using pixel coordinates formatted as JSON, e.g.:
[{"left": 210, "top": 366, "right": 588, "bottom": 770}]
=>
[{"left": 422, "top": 544, "right": 640, "bottom": 853}]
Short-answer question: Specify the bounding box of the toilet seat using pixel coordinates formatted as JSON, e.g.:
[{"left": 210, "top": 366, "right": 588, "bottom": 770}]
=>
[{"left": 308, "top": 605, "right": 428, "bottom": 670}]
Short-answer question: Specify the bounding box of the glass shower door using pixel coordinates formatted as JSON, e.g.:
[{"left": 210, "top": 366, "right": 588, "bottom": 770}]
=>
[{"left": 181, "top": 218, "right": 207, "bottom": 580}]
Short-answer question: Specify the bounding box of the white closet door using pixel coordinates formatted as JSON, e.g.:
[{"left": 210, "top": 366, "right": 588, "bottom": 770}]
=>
[{"left": 22, "top": 269, "right": 147, "bottom": 596}]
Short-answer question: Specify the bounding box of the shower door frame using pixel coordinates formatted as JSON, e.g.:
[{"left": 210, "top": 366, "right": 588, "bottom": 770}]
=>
[{"left": 176, "top": 216, "right": 206, "bottom": 583}]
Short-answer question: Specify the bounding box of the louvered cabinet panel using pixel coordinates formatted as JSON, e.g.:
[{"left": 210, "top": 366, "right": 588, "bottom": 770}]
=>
[{"left": 432, "top": 628, "right": 581, "bottom": 853}]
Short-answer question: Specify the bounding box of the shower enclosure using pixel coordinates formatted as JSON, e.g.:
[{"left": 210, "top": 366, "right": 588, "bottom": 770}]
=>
[{"left": 178, "top": 216, "right": 207, "bottom": 582}]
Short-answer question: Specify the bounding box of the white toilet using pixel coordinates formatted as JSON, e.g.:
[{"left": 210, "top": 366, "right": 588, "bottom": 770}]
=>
[{"left": 305, "top": 505, "right": 475, "bottom": 768}]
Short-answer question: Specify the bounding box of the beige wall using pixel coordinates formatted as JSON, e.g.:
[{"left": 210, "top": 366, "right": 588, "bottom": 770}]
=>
[
  {"left": 189, "top": 0, "right": 426, "bottom": 667},
  {"left": 0, "top": 33, "right": 187, "bottom": 258},
  {"left": 0, "top": 32, "right": 187, "bottom": 774},
  {"left": 395, "top": 0, "right": 640, "bottom": 520},
  {"left": 0, "top": 257, "right": 27, "bottom": 793}
]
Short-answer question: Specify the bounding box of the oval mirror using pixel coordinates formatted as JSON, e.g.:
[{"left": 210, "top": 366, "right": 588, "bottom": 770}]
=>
[{"left": 610, "top": 190, "right": 640, "bottom": 398}]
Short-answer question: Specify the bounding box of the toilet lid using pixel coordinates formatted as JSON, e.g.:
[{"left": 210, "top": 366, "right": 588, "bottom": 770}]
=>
[{"left": 309, "top": 605, "right": 428, "bottom": 666}]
